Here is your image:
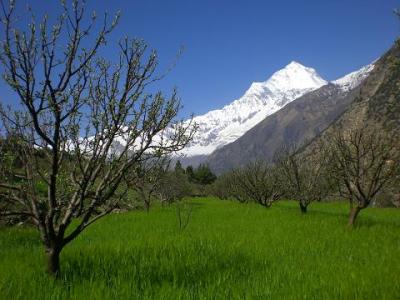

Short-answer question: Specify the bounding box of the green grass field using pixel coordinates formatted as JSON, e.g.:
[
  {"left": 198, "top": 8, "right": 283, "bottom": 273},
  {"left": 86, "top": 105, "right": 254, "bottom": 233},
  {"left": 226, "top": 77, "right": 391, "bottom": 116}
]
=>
[{"left": 1, "top": 198, "right": 399, "bottom": 299}]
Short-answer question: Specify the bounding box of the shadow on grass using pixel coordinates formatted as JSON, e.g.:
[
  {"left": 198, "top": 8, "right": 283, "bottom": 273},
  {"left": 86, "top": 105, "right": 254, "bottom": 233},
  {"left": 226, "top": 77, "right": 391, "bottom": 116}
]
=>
[
  {"left": 278, "top": 202, "right": 348, "bottom": 217},
  {"left": 61, "top": 244, "right": 265, "bottom": 289},
  {"left": 279, "top": 202, "right": 400, "bottom": 228},
  {"left": 0, "top": 228, "right": 41, "bottom": 249},
  {"left": 161, "top": 200, "right": 206, "bottom": 215}
]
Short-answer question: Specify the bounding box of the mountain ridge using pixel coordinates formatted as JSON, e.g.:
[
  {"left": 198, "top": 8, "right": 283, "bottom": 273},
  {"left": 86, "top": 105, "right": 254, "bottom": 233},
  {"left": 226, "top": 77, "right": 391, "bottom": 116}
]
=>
[
  {"left": 180, "top": 60, "right": 374, "bottom": 162},
  {"left": 301, "top": 42, "right": 400, "bottom": 157},
  {"left": 180, "top": 61, "right": 327, "bottom": 157},
  {"left": 204, "top": 62, "right": 376, "bottom": 173}
]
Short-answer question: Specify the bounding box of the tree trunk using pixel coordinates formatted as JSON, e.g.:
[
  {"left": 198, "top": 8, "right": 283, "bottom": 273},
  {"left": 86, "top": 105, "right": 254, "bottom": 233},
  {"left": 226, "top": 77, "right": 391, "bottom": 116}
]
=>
[
  {"left": 46, "top": 245, "right": 62, "bottom": 277},
  {"left": 261, "top": 201, "right": 272, "bottom": 208},
  {"left": 348, "top": 206, "right": 361, "bottom": 227},
  {"left": 299, "top": 202, "right": 307, "bottom": 214},
  {"left": 144, "top": 200, "right": 150, "bottom": 213},
  {"left": 349, "top": 196, "right": 354, "bottom": 209}
]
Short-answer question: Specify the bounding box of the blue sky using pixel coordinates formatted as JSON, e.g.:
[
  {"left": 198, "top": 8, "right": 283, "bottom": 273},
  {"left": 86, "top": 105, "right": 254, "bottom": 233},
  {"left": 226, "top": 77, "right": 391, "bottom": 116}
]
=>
[{"left": 0, "top": 0, "right": 398, "bottom": 118}]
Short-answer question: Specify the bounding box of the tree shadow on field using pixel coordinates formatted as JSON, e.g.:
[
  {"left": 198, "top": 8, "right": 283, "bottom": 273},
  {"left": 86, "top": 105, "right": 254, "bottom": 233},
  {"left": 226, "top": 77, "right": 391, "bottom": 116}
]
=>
[
  {"left": 0, "top": 229, "right": 41, "bottom": 249},
  {"left": 185, "top": 201, "right": 205, "bottom": 209},
  {"left": 311, "top": 207, "right": 400, "bottom": 228},
  {"left": 351, "top": 215, "right": 400, "bottom": 228},
  {"left": 61, "top": 244, "right": 265, "bottom": 289},
  {"left": 280, "top": 204, "right": 348, "bottom": 218},
  {"left": 163, "top": 200, "right": 205, "bottom": 209},
  {"left": 280, "top": 204, "right": 400, "bottom": 228}
]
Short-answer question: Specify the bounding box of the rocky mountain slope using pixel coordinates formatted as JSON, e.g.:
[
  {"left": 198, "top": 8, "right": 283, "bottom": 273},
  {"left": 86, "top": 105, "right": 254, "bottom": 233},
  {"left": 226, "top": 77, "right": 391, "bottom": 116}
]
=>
[
  {"left": 302, "top": 42, "right": 400, "bottom": 154},
  {"left": 205, "top": 63, "right": 374, "bottom": 173}
]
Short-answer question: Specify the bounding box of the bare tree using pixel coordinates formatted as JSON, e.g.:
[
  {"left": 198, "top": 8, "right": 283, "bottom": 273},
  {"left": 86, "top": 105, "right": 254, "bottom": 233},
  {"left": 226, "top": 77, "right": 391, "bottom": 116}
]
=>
[
  {"left": 0, "top": 0, "right": 195, "bottom": 276},
  {"left": 126, "top": 157, "right": 170, "bottom": 212},
  {"left": 230, "top": 161, "right": 280, "bottom": 208},
  {"left": 209, "top": 171, "right": 238, "bottom": 201},
  {"left": 323, "top": 126, "right": 399, "bottom": 226},
  {"left": 156, "top": 166, "right": 192, "bottom": 205},
  {"left": 274, "top": 144, "right": 329, "bottom": 213},
  {"left": 224, "top": 170, "right": 250, "bottom": 203}
]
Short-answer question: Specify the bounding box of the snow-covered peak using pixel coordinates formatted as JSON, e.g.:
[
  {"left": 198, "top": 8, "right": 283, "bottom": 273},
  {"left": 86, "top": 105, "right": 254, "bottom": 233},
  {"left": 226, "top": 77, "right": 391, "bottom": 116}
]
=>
[
  {"left": 181, "top": 62, "right": 327, "bottom": 156},
  {"left": 265, "top": 61, "right": 327, "bottom": 92},
  {"left": 176, "top": 61, "right": 375, "bottom": 158},
  {"left": 332, "top": 64, "right": 374, "bottom": 91},
  {"left": 244, "top": 61, "right": 327, "bottom": 98}
]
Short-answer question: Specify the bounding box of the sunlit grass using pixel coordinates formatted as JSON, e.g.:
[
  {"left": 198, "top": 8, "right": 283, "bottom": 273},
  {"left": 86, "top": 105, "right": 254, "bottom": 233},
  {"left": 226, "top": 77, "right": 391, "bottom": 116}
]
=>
[{"left": 1, "top": 198, "right": 399, "bottom": 299}]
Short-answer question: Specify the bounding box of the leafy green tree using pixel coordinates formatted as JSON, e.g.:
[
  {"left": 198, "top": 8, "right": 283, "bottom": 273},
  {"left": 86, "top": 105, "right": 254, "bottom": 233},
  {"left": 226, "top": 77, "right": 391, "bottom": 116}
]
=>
[
  {"left": 174, "top": 160, "right": 185, "bottom": 174},
  {"left": 186, "top": 165, "right": 195, "bottom": 181},
  {"left": 192, "top": 164, "right": 216, "bottom": 185}
]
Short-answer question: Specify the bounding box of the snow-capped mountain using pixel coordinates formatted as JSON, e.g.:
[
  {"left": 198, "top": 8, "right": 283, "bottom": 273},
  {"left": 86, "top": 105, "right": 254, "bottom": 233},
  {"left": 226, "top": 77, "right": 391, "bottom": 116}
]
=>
[
  {"left": 181, "top": 61, "right": 327, "bottom": 156},
  {"left": 205, "top": 62, "right": 376, "bottom": 173},
  {"left": 82, "top": 59, "right": 375, "bottom": 164},
  {"left": 180, "top": 61, "right": 376, "bottom": 158}
]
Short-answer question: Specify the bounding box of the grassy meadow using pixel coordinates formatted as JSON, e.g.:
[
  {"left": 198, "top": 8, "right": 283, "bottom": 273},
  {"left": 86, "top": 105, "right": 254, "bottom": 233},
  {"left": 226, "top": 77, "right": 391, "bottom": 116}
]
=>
[{"left": 0, "top": 198, "right": 399, "bottom": 299}]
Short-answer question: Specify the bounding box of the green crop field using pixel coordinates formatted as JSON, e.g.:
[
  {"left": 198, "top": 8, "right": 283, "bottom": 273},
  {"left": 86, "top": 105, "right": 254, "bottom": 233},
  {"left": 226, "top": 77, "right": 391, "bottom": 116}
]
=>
[{"left": 1, "top": 198, "right": 399, "bottom": 299}]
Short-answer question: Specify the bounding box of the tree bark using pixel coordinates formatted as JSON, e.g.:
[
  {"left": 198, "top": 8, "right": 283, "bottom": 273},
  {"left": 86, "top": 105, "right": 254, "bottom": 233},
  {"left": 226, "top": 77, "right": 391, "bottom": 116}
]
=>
[
  {"left": 348, "top": 206, "right": 361, "bottom": 227},
  {"left": 144, "top": 200, "right": 150, "bottom": 213},
  {"left": 299, "top": 202, "right": 307, "bottom": 214},
  {"left": 46, "top": 245, "right": 62, "bottom": 277},
  {"left": 349, "top": 197, "right": 354, "bottom": 209}
]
